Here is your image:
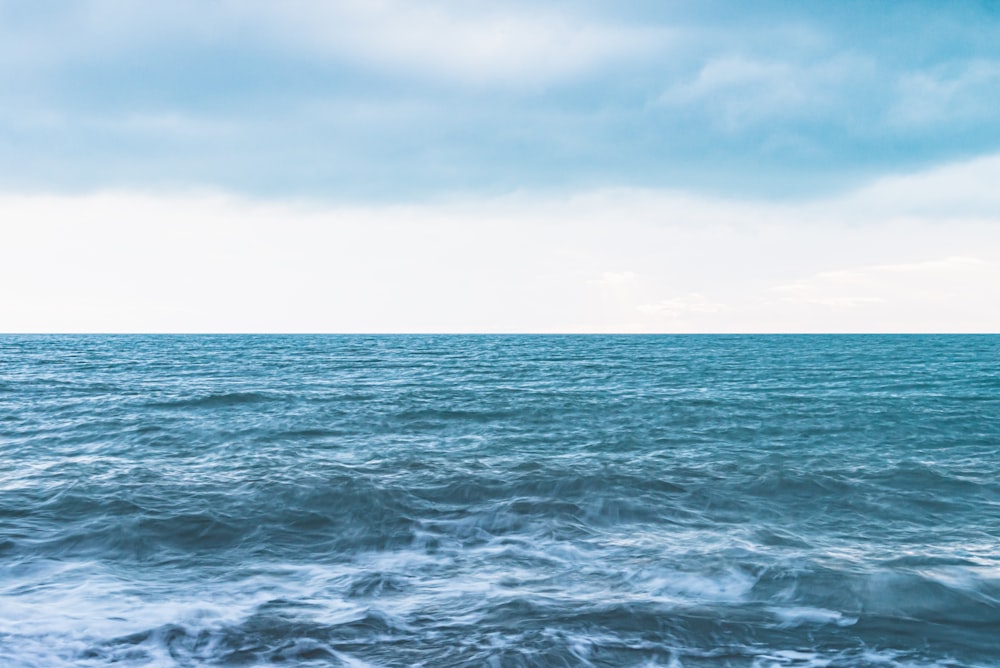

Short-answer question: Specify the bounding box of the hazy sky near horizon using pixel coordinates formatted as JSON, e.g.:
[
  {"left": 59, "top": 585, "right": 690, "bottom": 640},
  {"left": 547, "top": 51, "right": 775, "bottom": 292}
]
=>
[{"left": 2, "top": 0, "right": 1000, "bottom": 332}]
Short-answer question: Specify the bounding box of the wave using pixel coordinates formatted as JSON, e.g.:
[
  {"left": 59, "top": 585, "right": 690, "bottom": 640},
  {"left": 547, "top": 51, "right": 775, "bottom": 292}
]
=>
[
  {"left": 145, "top": 391, "right": 275, "bottom": 409},
  {"left": 3, "top": 547, "right": 1000, "bottom": 666},
  {"left": 4, "top": 334, "right": 1000, "bottom": 666}
]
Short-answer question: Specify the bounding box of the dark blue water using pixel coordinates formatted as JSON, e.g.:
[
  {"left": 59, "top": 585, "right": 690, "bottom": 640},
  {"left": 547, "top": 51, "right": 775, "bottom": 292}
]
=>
[{"left": 1, "top": 335, "right": 999, "bottom": 667}]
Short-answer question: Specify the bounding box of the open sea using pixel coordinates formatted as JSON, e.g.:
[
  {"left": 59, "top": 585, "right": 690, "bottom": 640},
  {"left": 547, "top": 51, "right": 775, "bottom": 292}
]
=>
[{"left": 1, "top": 334, "right": 998, "bottom": 667}]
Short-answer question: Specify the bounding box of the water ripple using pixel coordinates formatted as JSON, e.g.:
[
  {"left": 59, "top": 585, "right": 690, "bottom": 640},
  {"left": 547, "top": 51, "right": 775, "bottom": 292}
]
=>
[{"left": 1, "top": 335, "right": 999, "bottom": 666}]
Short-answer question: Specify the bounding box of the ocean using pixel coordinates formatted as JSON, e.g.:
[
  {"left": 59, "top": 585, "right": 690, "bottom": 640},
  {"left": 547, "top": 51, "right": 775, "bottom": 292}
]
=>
[{"left": 1, "top": 334, "right": 998, "bottom": 667}]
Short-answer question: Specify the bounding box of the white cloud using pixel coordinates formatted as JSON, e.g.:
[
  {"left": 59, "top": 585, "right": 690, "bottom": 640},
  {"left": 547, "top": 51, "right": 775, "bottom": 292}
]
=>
[
  {"left": 638, "top": 294, "right": 727, "bottom": 318},
  {"left": 889, "top": 60, "right": 1000, "bottom": 128},
  {"left": 763, "top": 256, "right": 999, "bottom": 330},
  {"left": 591, "top": 271, "right": 639, "bottom": 287},
  {"left": 656, "top": 53, "right": 1000, "bottom": 140},
  {"left": 838, "top": 153, "right": 1000, "bottom": 220},
  {"left": 658, "top": 54, "right": 871, "bottom": 130},
  {"left": 2, "top": 152, "right": 1000, "bottom": 333},
  {"left": 772, "top": 256, "right": 993, "bottom": 304},
  {"left": 0, "top": 1, "right": 663, "bottom": 88},
  {"left": 243, "top": 0, "right": 665, "bottom": 86}
]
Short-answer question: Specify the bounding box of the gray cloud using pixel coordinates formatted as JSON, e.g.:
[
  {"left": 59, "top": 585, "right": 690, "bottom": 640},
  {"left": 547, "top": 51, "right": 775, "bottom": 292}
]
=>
[{"left": 2, "top": 1, "right": 1000, "bottom": 200}]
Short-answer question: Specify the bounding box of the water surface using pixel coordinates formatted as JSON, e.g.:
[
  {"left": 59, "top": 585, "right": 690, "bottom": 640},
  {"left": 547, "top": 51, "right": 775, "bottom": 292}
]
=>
[{"left": 1, "top": 335, "right": 998, "bottom": 666}]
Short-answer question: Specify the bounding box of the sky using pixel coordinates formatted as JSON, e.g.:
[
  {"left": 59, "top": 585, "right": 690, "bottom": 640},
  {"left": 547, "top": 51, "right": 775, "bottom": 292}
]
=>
[{"left": 2, "top": 0, "right": 999, "bottom": 332}]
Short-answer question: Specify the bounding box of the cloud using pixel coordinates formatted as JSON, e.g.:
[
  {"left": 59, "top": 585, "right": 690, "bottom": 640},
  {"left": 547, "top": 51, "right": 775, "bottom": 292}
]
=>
[
  {"left": 834, "top": 153, "right": 1000, "bottom": 220},
  {"left": 0, "top": 0, "right": 661, "bottom": 88},
  {"left": 638, "top": 294, "right": 727, "bottom": 318},
  {"left": 766, "top": 257, "right": 999, "bottom": 329},
  {"left": 246, "top": 1, "right": 664, "bottom": 87},
  {"left": 658, "top": 54, "right": 872, "bottom": 131},
  {"left": 2, "top": 152, "right": 999, "bottom": 332},
  {"left": 591, "top": 271, "right": 639, "bottom": 287},
  {"left": 2, "top": 2, "right": 1000, "bottom": 199},
  {"left": 889, "top": 60, "right": 1000, "bottom": 128}
]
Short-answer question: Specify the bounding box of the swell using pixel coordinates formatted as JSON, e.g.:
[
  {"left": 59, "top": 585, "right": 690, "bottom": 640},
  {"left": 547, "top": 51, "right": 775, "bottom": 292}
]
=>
[
  {"left": 4, "top": 456, "right": 998, "bottom": 561},
  {"left": 16, "top": 563, "right": 1000, "bottom": 667},
  {"left": 145, "top": 391, "right": 275, "bottom": 409},
  {"left": 3, "top": 334, "right": 1000, "bottom": 667}
]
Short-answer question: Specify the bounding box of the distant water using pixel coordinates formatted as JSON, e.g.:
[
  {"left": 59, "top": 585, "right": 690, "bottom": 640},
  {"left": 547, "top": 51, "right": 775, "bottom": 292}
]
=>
[{"left": 2, "top": 335, "right": 999, "bottom": 667}]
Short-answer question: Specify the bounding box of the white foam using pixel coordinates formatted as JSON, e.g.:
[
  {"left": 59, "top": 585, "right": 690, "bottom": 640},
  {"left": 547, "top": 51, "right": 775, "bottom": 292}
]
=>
[
  {"left": 770, "top": 606, "right": 857, "bottom": 627},
  {"left": 752, "top": 649, "right": 830, "bottom": 667},
  {"left": 0, "top": 559, "right": 374, "bottom": 666},
  {"left": 641, "top": 566, "right": 758, "bottom": 604}
]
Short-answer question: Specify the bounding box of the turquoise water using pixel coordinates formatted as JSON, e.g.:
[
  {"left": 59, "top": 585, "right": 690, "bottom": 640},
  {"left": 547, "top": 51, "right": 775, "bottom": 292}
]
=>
[{"left": 1, "top": 335, "right": 999, "bottom": 667}]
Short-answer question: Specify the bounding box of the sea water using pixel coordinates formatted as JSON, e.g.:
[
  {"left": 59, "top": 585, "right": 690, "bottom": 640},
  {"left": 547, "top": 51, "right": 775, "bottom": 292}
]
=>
[{"left": 1, "top": 335, "right": 998, "bottom": 667}]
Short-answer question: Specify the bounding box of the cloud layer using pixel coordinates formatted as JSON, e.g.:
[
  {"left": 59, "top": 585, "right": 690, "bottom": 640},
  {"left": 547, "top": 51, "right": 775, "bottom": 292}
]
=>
[
  {"left": 3, "top": 153, "right": 999, "bottom": 332},
  {"left": 3, "top": 2, "right": 998, "bottom": 332},
  {"left": 2, "top": 1, "right": 1000, "bottom": 199}
]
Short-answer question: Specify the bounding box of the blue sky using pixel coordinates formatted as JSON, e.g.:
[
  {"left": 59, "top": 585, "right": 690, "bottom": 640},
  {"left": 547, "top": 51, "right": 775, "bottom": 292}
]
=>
[
  {"left": 4, "top": 0, "right": 1000, "bottom": 200},
  {"left": 2, "top": 1, "right": 1000, "bottom": 332}
]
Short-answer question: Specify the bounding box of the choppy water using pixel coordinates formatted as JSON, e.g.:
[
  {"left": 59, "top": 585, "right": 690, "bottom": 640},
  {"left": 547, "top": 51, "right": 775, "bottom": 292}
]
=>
[{"left": 1, "top": 335, "right": 999, "bottom": 667}]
